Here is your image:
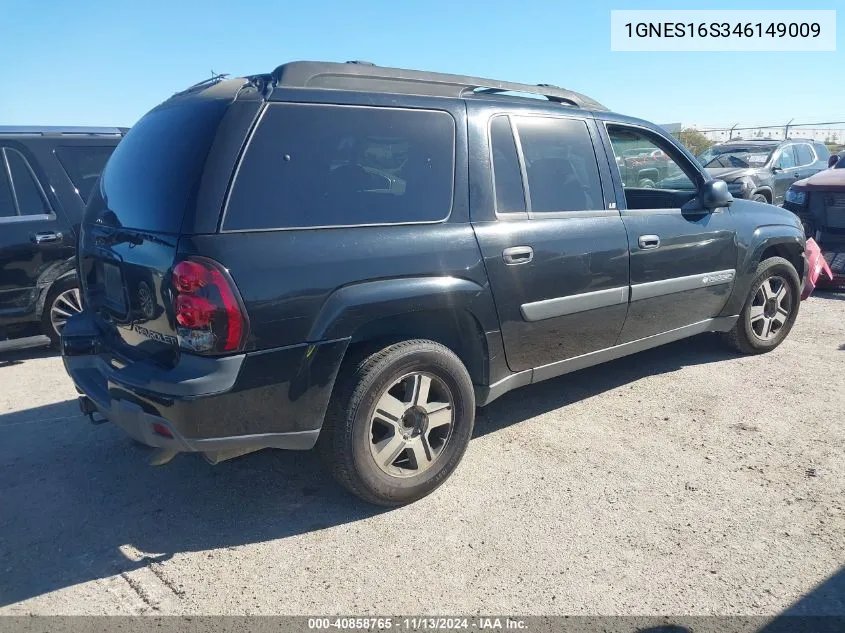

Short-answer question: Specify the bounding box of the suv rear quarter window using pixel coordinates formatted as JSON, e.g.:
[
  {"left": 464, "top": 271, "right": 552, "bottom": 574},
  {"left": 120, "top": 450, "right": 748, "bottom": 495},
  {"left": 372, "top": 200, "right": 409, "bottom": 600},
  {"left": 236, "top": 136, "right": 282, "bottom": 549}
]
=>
[
  {"left": 223, "top": 104, "right": 456, "bottom": 231},
  {"left": 55, "top": 145, "right": 116, "bottom": 203}
]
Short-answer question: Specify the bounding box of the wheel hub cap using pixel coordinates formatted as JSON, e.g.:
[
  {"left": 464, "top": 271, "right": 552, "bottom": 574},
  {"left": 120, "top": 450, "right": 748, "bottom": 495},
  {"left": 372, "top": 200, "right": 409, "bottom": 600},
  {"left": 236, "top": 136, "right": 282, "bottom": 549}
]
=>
[{"left": 368, "top": 372, "right": 455, "bottom": 478}]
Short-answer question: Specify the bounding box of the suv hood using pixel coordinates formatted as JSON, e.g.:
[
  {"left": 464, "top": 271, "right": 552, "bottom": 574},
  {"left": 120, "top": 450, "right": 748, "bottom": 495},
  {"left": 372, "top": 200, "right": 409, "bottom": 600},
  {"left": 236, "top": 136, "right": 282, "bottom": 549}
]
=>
[
  {"left": 704, "top": 167, "right": 758, "bottom": 182},
  {"left": 791, "top": 168, "right": 845, "bottom": 192}
]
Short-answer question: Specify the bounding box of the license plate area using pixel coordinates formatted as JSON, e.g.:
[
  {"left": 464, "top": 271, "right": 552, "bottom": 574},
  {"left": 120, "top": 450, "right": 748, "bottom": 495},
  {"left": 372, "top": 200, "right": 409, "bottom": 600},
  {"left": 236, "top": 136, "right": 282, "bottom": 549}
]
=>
[{"left": 101, "top": 261, "right": 127, "bottom": 314}]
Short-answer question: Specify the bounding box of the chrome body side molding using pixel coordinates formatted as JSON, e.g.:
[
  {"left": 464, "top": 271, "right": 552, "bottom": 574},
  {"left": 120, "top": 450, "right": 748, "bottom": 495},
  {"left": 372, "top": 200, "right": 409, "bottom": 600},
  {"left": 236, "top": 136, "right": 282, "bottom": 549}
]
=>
[
  {"left": 520, "top": 286, "right": 629, "bottom": 322},
  {"left": 630, "top": 269, "right": 736, "bottom": 302}
]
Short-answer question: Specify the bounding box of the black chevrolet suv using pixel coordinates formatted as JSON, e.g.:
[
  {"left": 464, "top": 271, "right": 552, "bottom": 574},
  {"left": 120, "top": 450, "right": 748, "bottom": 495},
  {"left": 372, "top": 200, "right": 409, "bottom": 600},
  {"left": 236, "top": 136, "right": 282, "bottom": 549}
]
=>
[
  {"left": 0, "top": 127, "right": 123, "bottom": 345},
  {"left": 62, "top": 62, "right": 807, "bottom": 505},
  {"left": 696, "top": 138, "right": 830, "bottom": 205}
]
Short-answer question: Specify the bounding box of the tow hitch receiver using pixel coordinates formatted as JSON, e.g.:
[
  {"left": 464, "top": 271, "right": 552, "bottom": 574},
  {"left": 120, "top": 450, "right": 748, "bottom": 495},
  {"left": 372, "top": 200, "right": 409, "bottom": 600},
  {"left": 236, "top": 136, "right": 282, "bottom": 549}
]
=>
[{"left": 78, "top": 395, "right": 107, "bottom": 424}]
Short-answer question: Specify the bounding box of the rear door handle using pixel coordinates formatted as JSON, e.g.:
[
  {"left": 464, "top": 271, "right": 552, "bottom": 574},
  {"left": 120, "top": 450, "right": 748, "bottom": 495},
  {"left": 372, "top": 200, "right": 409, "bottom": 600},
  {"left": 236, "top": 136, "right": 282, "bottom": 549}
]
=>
[
  {"left": 32, "top": 231, "right": 62, "bottom": 244},
  {"left": 502, "top": 246, "right": 534, "bottom": 265},
  {"left": 638, "top": 234, "right": 660, "bottom": 250}
]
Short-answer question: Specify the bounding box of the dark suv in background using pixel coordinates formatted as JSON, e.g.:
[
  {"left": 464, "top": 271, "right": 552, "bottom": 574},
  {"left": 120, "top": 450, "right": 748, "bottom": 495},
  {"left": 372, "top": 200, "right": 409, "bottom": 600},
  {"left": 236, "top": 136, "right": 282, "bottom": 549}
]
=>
[
  {"left": 696, "top": 138, "right": 830, "bottom": 205},
  {"left": 62, "top": 62, "right": 807, "bottom": 505},
  {"left": 0, "top": 127, "right": 123, "bottom": 345}
]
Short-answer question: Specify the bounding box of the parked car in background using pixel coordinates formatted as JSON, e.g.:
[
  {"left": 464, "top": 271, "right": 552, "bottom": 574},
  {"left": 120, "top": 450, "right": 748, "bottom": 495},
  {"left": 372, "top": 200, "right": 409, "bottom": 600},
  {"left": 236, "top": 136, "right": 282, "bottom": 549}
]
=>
[
  {"left": 62, "top": 61, "right": 807, "bottom": 506},
  {"left": 696, "top": 138, "right": 830, "bottom": 205},
  {"left": 783, "top": 160, "right": 845, "bottom": 288},
  {"left": 0, "top": 127, "right": 124, "bottom": 346}
]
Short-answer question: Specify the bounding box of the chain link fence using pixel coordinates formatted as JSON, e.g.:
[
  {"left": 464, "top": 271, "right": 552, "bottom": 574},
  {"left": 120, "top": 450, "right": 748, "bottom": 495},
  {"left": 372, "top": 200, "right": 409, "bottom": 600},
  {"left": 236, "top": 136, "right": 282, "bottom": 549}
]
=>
[{"left": 667, "top": 121, "right": 845, "bottom": 157}]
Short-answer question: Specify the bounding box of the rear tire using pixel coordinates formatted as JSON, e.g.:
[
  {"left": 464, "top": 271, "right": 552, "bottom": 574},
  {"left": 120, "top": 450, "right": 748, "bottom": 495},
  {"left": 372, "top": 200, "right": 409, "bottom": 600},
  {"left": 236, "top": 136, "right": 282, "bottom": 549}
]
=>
[
  {"left": 318, "top": 339, "right": 475, "bottom": 506},
  {"left": 42, "top": 276, "right": 82, "bottom": 347},
  {"left": 752, "top": 193, "right": 769, "bottom": 204},
  {"left": 721, "top": 256, "right": 800, "bottom": 354}
]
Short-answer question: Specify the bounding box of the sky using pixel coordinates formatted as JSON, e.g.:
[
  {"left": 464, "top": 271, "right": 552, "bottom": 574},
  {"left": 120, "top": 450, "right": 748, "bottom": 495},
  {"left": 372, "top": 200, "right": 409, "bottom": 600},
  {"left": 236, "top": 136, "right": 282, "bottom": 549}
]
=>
[{"left": 0, "top": 0, "right": 841, "bottom": 129}]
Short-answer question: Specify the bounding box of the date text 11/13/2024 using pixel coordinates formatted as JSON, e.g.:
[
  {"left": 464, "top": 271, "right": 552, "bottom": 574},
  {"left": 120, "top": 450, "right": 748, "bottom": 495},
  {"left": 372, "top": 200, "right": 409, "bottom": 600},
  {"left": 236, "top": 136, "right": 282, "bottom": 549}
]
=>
[{"left": 307, "top": 618, "right": 528, "bottom": 630}]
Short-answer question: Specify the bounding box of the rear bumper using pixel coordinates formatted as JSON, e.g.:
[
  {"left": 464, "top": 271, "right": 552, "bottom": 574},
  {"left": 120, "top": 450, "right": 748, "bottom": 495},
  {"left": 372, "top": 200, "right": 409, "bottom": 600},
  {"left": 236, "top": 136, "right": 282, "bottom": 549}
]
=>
[{"left": 62, "top": 311, "right": 349, "bottom": 453}]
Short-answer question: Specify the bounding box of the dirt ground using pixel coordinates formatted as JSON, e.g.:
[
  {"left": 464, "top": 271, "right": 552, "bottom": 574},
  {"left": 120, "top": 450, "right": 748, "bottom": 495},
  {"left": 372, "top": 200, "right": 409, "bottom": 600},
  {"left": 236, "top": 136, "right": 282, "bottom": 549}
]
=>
[{"left": 1, "top": 293, "right": 843, "bottom": 616}]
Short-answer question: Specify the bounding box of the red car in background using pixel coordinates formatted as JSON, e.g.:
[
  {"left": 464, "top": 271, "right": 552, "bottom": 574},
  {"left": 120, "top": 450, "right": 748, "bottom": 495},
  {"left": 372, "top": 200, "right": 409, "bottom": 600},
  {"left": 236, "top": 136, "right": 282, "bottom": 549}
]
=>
[{"left": 783, "top": 157, "right": 845, "bottom": 289}]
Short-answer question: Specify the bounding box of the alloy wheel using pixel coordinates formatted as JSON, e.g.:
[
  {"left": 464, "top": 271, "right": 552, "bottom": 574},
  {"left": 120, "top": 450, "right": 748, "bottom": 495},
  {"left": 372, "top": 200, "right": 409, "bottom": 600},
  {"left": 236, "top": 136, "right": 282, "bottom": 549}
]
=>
[
  {"left": 50, "top": 287, "right": 83, "bottom": 335},
  {"left": 368, "top": 372, "right": 455, "bottom": 478},
  {"left": 749, "top": 275, "right": 791, "bottom": 341}
]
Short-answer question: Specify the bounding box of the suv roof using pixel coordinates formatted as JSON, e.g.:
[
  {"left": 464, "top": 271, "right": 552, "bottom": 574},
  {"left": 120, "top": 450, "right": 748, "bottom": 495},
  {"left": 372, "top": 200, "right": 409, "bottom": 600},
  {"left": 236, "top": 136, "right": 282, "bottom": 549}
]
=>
[
  {"left": 265, "top": 60, "right": 608, "bottom": 112},
  {"left": 0, "top": 126, "right": 127, "bottom": 137}
]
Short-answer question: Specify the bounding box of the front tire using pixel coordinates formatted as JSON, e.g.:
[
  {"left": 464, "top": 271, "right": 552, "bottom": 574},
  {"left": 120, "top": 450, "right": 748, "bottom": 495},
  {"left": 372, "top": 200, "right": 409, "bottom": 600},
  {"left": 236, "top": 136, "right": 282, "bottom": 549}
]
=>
[
  {"left": 752, "top": 193, "right": 769, "bottom": 204},
  {"left": 319, "top": 340, "right": 475, "bottom": 506},
  {"left": 722, "top": 256, "right": 800, "bottom": 354},
  {"left": 42, "top": 276, "right": 82, "bottom": 347}
]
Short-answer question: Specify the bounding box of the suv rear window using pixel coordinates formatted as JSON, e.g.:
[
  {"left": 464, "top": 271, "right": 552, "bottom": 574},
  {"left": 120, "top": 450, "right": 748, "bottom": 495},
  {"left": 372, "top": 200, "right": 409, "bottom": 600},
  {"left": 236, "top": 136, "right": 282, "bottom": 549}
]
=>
[
  {"left": 55, "top": 146, "right": 115, "bottom": 202},
  {"left": 86, "top": 99, "right": 229, "bottom": 233},
  {"left": 223, "top": 104, "right": 455, "bottom": 230}
]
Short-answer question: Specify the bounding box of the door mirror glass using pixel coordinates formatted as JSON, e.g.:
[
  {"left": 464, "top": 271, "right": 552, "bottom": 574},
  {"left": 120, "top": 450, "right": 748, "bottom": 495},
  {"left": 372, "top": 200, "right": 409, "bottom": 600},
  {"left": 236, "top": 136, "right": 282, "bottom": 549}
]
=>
[{"left": 699, "top": 180, "right": 733, "bottom": 209}]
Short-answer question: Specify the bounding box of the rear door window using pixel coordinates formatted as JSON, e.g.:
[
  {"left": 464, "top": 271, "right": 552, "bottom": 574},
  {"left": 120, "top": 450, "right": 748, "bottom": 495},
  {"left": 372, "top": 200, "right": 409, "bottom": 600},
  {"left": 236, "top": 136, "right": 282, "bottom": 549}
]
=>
[
  {"left": 223, "top": 104, "right": 455, "bottom": 230},
  {"left": 55, "top": 145, "right": 116, "bottom": 202},
  {"left": 795, "top": 144, "right": 815, "bottom": 167},
  {"left": 514, "top": 116, "right": 604, "bottom": 213},
  {"left": 0, "top": 163, "right": 15, "bottom": 218},
  {"left": 489, "top": 115, "right": 526, "bottom": 214},
  {"left": 0, "top": 147, "right": 50, "bottom": 217}
]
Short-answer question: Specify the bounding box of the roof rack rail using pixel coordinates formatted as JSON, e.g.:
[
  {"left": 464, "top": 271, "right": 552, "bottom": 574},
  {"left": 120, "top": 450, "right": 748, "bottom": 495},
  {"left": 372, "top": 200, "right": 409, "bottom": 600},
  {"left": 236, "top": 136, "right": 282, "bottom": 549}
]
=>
[
  {"left": 0, "top": 126, "right": 125, "bottom": 136},
  {"left": 269, "top": 61, "right": 607, "bottom": 111},
  {"left": 172, "top": 72, "right": 230, "bottom": 97}
]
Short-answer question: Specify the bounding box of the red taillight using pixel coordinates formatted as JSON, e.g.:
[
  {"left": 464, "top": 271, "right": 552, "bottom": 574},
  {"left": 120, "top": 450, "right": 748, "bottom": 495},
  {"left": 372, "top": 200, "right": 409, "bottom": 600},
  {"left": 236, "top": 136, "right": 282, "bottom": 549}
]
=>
[
  {"left": 175, "top": 294, "right": 215, "bottom": 328},
  {"left": 172, "top": 260, "right": 209, "bottom": 293},
  {"left": 171, "top": 258, "right": 248, "bottom": 354}
]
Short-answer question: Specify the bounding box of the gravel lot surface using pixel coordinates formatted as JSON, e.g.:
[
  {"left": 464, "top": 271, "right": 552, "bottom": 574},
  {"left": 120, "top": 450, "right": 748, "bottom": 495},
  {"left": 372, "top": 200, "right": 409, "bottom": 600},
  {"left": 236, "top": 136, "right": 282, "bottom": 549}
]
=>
[{"left": 1, "top": 294, "right": 843, "bottom": 616}]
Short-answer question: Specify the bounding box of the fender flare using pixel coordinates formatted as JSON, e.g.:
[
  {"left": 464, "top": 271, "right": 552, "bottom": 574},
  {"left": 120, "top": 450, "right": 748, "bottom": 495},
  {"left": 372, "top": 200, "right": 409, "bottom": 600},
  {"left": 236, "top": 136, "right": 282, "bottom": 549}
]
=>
[
  {"left": 34, "top": 258, "right": 78, "bottom": 319},
  {"left": 306, "top": 276, "right": 494, "bottom": 343}
]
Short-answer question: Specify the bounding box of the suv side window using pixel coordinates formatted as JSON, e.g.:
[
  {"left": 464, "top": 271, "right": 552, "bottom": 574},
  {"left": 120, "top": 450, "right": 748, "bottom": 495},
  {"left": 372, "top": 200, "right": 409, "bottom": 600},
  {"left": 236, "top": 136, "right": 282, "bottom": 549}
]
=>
[
  {"left": 55, "top": 145, "right": 115, "bottom": 202},
  {"left": 0, "top": 147, "right": 50, "bottom": 218},
  {"left": 795, "top": 144, "right": 815, "bottom": 167},
  {"left": 775, "top": 146, "right": 796, "bottom": 169},
  {"left": 514, "top": 116, "right": 603, "bottom": 213},
  {"left": 606, "top": 125, "right": 697, "bottom": 190},
  {"left": 224, "top": 104, "right": 455, "bottom": 231},
  {"left": 489, "top": 115, "right": 526, "bottom": 214},
  {"left": 0, "top": 164, "right": 15, "bottom": 218}
]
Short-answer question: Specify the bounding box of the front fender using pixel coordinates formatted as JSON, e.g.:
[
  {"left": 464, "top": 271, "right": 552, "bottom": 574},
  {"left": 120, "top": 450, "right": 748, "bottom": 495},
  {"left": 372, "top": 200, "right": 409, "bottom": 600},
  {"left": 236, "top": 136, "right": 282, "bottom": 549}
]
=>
[
  {"left": 721, "top": 224, "right": 805, "bottom": 316},
  {"left": 307, "top": 276, "right": 496, "bottom": 342}
]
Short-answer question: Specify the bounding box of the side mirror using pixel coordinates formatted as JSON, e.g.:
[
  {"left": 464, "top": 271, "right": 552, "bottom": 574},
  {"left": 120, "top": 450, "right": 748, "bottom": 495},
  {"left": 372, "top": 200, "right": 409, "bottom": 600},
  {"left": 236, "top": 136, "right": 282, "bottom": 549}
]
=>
[
  {"left": 699, "top": 180, "right": 734, "bottom": 210},
  {"left": 829, "top": 155, "right": 840, "bottom": 169},
  {"left": 771, "top": 165, "right": 783, "bottom": 173}
]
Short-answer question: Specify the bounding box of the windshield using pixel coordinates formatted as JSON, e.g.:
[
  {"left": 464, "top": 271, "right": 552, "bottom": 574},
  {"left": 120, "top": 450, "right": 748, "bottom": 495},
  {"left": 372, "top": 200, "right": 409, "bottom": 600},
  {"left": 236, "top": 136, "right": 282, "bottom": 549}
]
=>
[{"left": 698, "top": 145, "right": 776, "bottom": 169}]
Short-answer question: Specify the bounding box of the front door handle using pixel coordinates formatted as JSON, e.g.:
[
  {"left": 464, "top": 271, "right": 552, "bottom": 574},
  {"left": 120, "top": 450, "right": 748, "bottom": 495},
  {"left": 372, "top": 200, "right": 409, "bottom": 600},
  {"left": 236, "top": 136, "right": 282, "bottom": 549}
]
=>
[
  {"left": 638, "top": 234, "right": 660, "bottom": 250},
  {"left": 32, "top": 231, "right": 63, "bottom": 244},
  {"left": 503, "top": 246, "right": 534, "bottom": 265}
]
